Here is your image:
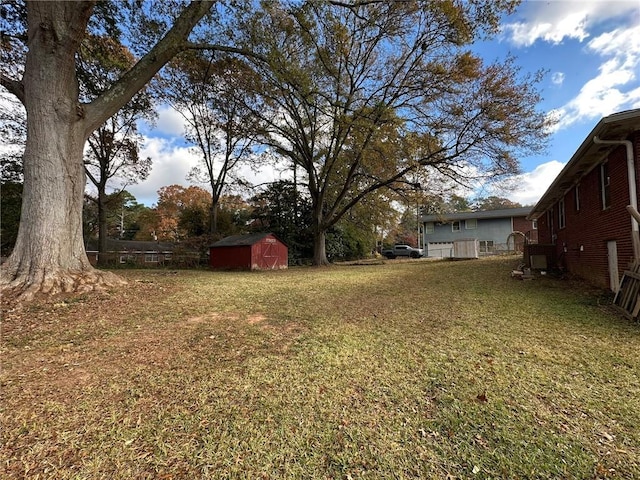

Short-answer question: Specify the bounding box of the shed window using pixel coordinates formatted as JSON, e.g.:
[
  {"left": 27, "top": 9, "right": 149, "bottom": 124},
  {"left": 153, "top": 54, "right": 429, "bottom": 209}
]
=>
[
  {"left": 425, "top": 222, "right": 434, "bottom": 234},
  {"left": 558, "top": 198, "right": 566, "bottom": 229},
  {"left": 452, "top": 221, "right": 461, "bottom": 232},
  {"left": 601, "top": 163, "right": 611, "bottom": 210},
  {"left": 532, "top": 219, "right": 538, "bottom": 230},
  {"left": 465, "top": 219, "right": 477, "bottom": 229}
]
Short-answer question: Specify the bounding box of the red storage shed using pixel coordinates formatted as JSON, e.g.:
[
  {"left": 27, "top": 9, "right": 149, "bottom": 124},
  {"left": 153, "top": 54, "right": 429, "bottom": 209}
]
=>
[{"left": 209, "top": 233, "right": 288, "bottom": 270}]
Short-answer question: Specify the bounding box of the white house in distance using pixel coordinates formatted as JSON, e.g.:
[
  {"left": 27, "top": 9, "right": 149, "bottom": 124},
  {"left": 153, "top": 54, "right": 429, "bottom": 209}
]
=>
[{"left": 421, "top": 207, "right": 538, "bottom": 258}]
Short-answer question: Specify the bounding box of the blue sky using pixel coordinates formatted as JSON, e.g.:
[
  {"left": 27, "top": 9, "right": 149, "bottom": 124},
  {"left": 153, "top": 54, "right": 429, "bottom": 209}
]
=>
[{"left": 129, "top": 0, "right": 640, "bottom": 207}]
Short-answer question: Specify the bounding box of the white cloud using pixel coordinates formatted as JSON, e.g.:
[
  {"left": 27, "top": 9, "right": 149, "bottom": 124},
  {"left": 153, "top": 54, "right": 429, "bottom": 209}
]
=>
[
  {"left": 551, "top": 72, "right": 565, "bottom": 86},
  {"left": 588, "top": 23, "right": 640, "bottom": 57},
  {"left": 501, "top": 2, "right": 640, "bottom": 131},
  {"left": 547, "top": 22, "right": 640, "bottom": 131},
  {"left": 503, "top": 1, "right": 637, "bottom": 47},
  {"left": 125, "top": 135, "right": 287, "bottom": 206},
  {"left": 489, "top": 160, "right": 566, "bottom": 206},
  {"left": 125, "top": 137, "right": 200, "bottom": 206},
  {"left": 153, "top": 106, "right": 187, "bottom": 137},
  {"left": 505, "top": 16, "right": 588, "bottom": 47}
]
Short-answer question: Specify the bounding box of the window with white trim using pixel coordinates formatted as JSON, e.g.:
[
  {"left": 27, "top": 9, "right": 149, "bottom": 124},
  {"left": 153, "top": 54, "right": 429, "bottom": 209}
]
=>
[
  {"left": 465, "top": 219, "right": 477, "bottom": 229},
  {"left": 479, "top": 240, "right": 494, "bottom": 254},
  {"left": 425, "top": 222, "right": 434, "bottom": 234},
  {"left": 145, "top": 253, "right": 159, "bottom": 263},
  {"left": 558, "top": 198, "right": 566, "bottom": 229},
  {"left": 120, "top": 254, "right": 135, "bottom": 264},
  {"left": 452, "top": 221, "right": 461, "bottom": 232},
  {"left": 532, "top": 219, "right": 538, "bottom": 230}
]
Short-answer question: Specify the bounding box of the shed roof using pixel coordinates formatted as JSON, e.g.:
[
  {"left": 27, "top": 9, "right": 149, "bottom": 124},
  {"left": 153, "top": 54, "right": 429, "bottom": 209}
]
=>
[
  {"left": 528, "top": 108, "right": 640, "bottom": 220},
  {"left": 422, "top": 207, "right": 532, "bottom": 223},
  {"left": 210, "top": 232, "right": 286, "bottom": 248}
]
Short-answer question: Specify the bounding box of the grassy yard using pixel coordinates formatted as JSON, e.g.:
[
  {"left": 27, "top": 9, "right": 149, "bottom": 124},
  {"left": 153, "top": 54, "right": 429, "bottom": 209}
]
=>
[{"left": 1, "top": 256, "right": 639, "bottom": 479}]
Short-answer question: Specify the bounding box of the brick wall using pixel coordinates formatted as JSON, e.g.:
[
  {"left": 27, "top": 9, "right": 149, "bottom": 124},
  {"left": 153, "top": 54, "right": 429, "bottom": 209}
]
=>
[
  {"left": 537, "top": 131, "right": 640, "bottom": 288},
  {"left": 513, "top": 216, "right": 538, "bottom": 243}
]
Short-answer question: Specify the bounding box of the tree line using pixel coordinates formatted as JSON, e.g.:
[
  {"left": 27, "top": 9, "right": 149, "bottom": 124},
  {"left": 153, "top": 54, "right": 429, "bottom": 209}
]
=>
[
  {"left": 2, "top": 165, "right": 524, "bottom": 265},
  {"left": 0, "top": 178, "right": 383, "bottom": 264},
  {"left": 0, "top": 0, "right": 550, "bottom": 300}
]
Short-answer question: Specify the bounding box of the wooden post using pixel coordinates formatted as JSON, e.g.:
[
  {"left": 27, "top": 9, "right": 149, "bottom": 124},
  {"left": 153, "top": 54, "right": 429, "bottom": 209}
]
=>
[{"left": 626, "top": 205, "right": 640, "bottom": 262}]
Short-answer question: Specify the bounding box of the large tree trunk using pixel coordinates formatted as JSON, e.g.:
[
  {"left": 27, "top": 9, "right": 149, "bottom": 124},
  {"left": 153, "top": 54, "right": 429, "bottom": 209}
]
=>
[
  {"left": 312, "top": 228, "right": 330, "bottom": 266},
  {"left": 310, "top": 183, "right": 330, "bottom": 266},
  {"left": 0, "top": 2, "right": 124, "bottom": 301},
  {"left": 1, "top": 1, "right": 215, "bottom": 302},
  {"left": 210, "top": 202, "right": 218, "bottom": 234}
]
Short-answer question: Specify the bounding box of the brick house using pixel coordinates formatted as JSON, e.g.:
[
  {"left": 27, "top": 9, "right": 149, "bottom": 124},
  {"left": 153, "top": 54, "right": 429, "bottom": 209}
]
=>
[
  {"left": 527, "top": 109, "right": 640, "bottom": 291},
  {"left": 85, "top": 239, "right": 175, "bottom": 266},
  {"left": 421, "top": 207, "right": 538, "bottom": 258}
]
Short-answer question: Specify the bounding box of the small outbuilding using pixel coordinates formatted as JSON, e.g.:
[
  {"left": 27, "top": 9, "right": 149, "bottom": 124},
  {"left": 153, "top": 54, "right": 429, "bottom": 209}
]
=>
[{"left": 209, "top": 232, "right": 288, "bottom": 270}]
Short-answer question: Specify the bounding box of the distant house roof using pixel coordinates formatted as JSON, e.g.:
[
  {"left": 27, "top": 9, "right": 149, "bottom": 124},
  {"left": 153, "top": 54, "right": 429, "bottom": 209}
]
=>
[
  {"left": 422, "top": 207, "right": 532, "bottom": 223},
  {"left": 210, "top": 232, "right": 286, "bottom": 248},
  {"left": 86, "top": 239, "right": 174, "bottom": 252},
  {"left": 529, "top": 108, "right": 640, "bottom": 220}
]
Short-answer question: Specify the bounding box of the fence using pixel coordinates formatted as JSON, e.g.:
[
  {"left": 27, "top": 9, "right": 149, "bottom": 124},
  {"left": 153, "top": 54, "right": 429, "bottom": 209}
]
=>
[{"left": 86, "top": 251, "right": 205, "bottom": 268}]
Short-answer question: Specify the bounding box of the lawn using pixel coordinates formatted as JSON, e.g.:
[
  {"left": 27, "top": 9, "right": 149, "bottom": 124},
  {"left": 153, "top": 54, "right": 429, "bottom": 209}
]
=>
[{"left": 1, "top": 256, "right": 639, "bottom": 479}]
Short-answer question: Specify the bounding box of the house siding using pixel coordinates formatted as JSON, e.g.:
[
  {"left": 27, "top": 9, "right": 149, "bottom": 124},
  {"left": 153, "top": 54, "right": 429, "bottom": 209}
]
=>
[
  {"left": 537, "top": 134, "right": 639, "bottom": 288},
  {"left": 424, "top": 212, "right": 535, "bottom": 257}
]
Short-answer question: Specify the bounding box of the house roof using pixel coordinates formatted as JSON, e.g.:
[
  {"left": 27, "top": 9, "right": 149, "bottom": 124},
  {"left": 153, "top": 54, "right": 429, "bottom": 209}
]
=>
[
  {"left": 528, "top": 108, "right": 640, "bottom": 220},
  {"left": 210, "top": 232, "right": 286, "bottom": 248},
  {"left": 85, "top": 239, "right": 175, "bottom": 252},
  {"left": 421, "top": 207, "right": 532, "bottom": 223}
]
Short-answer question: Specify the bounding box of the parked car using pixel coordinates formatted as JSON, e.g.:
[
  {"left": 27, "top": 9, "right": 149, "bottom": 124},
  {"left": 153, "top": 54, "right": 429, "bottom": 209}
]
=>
[{"left": 381, "top": 244, "right": 424, "bottom": 259}]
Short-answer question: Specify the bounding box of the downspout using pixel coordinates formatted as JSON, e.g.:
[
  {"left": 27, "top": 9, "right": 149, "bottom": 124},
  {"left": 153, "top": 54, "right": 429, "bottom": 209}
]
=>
[{"left": 593, "top": 136, "right": 640, "bottom": 260}]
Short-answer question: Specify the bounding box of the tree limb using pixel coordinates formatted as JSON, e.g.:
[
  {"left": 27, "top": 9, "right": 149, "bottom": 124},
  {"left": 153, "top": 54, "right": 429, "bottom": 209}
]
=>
[
  {"left": 0, "top": 75, "right": 25, "bottom": 104},
  {"left": 84, "top": 0, "right": 215, "bottom": 135},
  {"left": 185, "top": 42, "right": 267, "bottom": 62},
  {"left": 328, "top": 0, "right": 390, "bottom": 8}
]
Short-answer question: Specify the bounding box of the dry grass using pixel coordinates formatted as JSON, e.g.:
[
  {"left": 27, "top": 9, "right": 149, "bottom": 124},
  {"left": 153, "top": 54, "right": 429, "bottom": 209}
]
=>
[{"left": 2, "top": 257, "right": 639, "bottom": 479}]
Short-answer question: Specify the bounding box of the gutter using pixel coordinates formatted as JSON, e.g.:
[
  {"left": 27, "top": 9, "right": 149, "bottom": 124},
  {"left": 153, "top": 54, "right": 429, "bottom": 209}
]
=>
[
  {"left": 593, "top": 136, "right": 640, "bottom": 260},
  {"left": 528, "top": 109, "right": 640, "bottom": 221}
]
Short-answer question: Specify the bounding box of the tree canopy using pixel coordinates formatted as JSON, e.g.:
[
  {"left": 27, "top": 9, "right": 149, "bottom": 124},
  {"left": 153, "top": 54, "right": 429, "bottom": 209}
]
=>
[
  {"left": 0, "top": 0, "right": 550, "bottom": 300},
  {"left": 0, "top": 0, "right": 218, "bottom": 300},
  {"left": 233, "top": 0, "right": 550, "bottom": 264},
  {"left": 157, "top": 52, "right": 264, "bottom": 233}
]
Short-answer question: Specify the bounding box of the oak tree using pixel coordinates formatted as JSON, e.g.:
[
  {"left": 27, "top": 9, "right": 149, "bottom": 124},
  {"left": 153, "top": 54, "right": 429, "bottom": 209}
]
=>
[
  {"left": 472, "top": 196, "right": 522, "bottom": 211},
  {"left": 0, "top": 0, "right": 218, "bottom": 300},
  {"left": 80, "top": 36, "right": 155, "bottom": 258},
  {"left": 158, "top": 53, "right": 263, "bottom": 233},
  {"left": 236, "top": 1, "right": 550, "bottom": 264},
  {"left": 153, "top": 184, "right": 212, "bottom": 241}
]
